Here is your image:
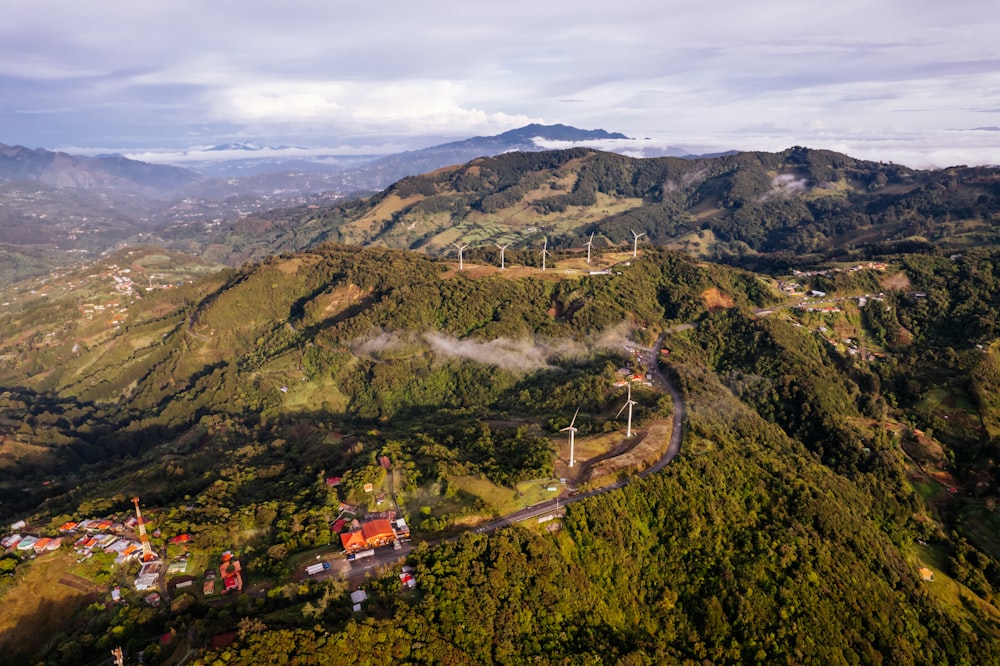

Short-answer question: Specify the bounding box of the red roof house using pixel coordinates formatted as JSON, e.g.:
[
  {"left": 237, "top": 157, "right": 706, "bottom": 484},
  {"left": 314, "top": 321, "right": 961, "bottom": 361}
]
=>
[
  {"left": 361, "top": 519, "right": 395, "bottom": 547},
  {"left": 340, "top": 530, "right": 366, "bottom": 551}
]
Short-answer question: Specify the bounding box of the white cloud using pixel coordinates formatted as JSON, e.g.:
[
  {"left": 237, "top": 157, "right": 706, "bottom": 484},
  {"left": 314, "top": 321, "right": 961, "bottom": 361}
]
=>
[{"left": 1, "top": 1, "right": 998, "bottom": 166}]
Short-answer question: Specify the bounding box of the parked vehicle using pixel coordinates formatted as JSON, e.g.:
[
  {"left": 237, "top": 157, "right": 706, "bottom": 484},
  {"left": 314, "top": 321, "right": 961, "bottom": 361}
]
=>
[
  {"left": 305, "top": 561, "right": 331, "bottom": 576},
  {"left": 347, "top": 549, "right": 375, "bottom": 561}
]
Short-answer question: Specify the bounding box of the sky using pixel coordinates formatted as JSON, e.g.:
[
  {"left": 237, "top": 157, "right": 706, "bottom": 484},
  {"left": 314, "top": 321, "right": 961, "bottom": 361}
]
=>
[{"left": 3, "top": 0, "right": 999, "bottom": 168}]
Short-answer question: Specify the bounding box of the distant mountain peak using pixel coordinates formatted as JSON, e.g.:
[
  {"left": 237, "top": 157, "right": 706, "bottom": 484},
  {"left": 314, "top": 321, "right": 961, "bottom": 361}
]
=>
[
  {"left": 207, "top": 143, "right": 267, "bottom": 152},
  {"left": 496, "top": 123, "right": 630, "bottom": 142}
]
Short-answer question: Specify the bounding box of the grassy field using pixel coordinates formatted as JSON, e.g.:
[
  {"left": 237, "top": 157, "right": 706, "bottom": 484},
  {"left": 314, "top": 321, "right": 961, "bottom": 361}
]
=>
[
  {"left": 904, "top": 541, "right": 1000, "bottom": 633},
  {"left": 447, "top": 475, "right": 558, "bottom": 516},
  {"left": 0, "top": 551, "right": 98, "bottom": 663}
]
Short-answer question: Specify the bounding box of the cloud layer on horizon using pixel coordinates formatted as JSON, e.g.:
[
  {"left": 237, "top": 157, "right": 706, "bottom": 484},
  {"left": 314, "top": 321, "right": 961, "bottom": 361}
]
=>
[{"left": 2, "top": 0, "right": 998, "bottom": 167}]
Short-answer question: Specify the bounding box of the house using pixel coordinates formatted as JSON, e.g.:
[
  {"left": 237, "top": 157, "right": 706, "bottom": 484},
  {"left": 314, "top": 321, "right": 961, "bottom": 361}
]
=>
[
  {"left": 1, "top": 534, "right": 22, "bottom": 550},
  {"left": 361, "top": 519, "right": 396, "bottom": 548},
  {"left": 331, "top": 518, "right": 347, "bottom": 534},
  {"left": 32, "top": 537, "right": 52, "bottom": 553},
  {"left": 350, "top": 588, "right": 368, "bottom": 612},
  {"left": 58, "top": 521, "right": 78, "bottom": 532},
  {"left": 340, "top": 530, "right": 366, "bottom": 551},
  {"left": 168, "top": 534, "right": 191, "bottom": 545},
  {"left": 326, "top": 477, "right": 342, "bottom": 487},
  {"left": 919, "top": 567, "right": 935, "bottom": 582}
]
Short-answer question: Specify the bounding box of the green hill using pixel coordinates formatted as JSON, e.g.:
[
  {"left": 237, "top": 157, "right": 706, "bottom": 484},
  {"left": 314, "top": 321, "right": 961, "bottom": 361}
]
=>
[
  {"left": 2, "top": 237, "right": 1000, "bottom": 661},
  {"left": 172, "top": 147, "right": 1000, "bottom": 270}
]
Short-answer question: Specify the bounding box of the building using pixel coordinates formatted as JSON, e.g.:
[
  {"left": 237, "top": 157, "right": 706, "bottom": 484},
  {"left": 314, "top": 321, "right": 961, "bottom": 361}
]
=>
[
  {"left": 340, "top": 530, "right": 366, "bottom": 551},
  {"left": 340, "top": 518, "right": 401, "bottom": 551},
  {"left": 350, "top": 588, "right": 367, "bottom": 612},
  {"left": 360, "top": 519, "right": 396, "bottom": 548}
]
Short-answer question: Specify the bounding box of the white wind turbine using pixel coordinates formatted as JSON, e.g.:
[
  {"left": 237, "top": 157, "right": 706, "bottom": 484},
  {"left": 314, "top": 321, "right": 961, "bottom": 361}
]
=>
[
  {"left": 540, "top": 238, "right": 550, "bottom": 271},
  {"left": 585, "top": 231, "right": 595, "bottom": 264},
  {"left": 630, "top": 230, "right": 646, "bottom": 258},
  {"left": 616, "top": 382, "right": 638, "bottom": 438},
  {"left": 561, "top": 408, "right": 580, "bottom": 468},
  {"left": 495, "top": 243, "right": 511, "bottom": 270},
  {"left": 452, "top": 242, "right": 469, "bottom": 271}
]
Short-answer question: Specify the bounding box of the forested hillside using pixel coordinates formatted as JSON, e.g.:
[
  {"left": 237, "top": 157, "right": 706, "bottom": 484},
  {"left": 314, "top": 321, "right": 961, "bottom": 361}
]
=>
[
  {"left": 2, "top": 238, "right": 1000, "bottom": 663},
  {"left": 169, "top": 147, "right": 1000, "bottom": 271}
]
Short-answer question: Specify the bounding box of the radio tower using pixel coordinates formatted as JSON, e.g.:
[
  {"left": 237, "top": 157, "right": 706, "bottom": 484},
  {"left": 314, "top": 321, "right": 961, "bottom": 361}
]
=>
[{"left": 132, "top": 496, "right": 156, "bottom": 562}]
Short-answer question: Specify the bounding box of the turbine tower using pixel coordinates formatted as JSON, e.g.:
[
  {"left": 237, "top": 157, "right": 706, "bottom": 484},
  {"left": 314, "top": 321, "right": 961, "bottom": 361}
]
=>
[
  {"left": 540, "top": 238, "right": 550, "bottom": 271},
  {"left": 631, "top": 230, "right": 646, "bottom": 258},
  {"left": 452, "top": 242, "right": 469, "bottom": 271},
  {"left": 132, "top": 496, "right": 156, "bottom": 562},
  {"left": 585, "top": 231, "right": 595, "bottom": 264},
  {"left": 561, "top": 408, "right": 580, "bottom": 468},
  {"left": 496, "top": 243, "right": 511, "bottom": 270},
  {"left": 616, "top": 382, "right": 638, "bottom": 438}
]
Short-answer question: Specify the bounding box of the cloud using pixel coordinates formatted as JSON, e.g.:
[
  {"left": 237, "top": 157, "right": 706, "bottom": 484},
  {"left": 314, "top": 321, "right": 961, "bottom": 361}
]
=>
[
  {"left": 352, "top": 326, "right": 633, "bottom": 373},
  {"left": 209, "top": 80, "right": 536, "bottom": 136},
  {"left": 1, "top": 1, "right": 999, "bottom": 166}
]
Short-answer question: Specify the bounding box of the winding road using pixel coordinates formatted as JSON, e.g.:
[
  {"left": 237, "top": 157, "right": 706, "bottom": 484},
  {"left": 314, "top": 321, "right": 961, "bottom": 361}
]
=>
[{"left": 317, "top": 332, "right": 686, "bottom": 581}]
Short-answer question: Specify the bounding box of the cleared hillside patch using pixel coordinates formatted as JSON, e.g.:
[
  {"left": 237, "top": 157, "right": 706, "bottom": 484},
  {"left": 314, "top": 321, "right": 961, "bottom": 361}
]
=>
[{"left": 0, "top": 551, "right": 96, "bottom": 664}]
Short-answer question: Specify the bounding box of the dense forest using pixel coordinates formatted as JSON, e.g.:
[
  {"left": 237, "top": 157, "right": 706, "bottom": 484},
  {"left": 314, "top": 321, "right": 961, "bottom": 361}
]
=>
[{"left": 1, "top": 148, "right": 1000, "bottom": 663}]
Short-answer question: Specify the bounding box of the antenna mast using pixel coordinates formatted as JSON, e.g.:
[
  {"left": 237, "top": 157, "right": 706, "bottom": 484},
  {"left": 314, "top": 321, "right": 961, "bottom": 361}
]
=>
[{"left": 132, "top": 496, "right": 156, "bottom": 562}]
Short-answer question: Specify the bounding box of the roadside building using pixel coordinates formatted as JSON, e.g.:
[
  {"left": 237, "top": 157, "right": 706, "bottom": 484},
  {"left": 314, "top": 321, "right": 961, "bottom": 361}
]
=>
[
  {"left": 361, "top": 519, "right": 396, "bottom": 548},
  {"left": 340, "top": 530, "right": 366, "bottom": 551}
]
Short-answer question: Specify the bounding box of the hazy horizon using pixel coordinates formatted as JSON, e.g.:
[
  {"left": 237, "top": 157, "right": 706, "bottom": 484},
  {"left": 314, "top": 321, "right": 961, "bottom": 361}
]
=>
[{"left": 3, "top": 1, "right": 998, "bottom": 169}]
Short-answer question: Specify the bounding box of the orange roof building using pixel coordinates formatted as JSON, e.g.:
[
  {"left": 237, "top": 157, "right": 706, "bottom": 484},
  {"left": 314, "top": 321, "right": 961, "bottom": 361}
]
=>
[
  {"left": 340, "top": 530, "right": 366, "bottom": 551},
  {"left": 361, "top": 519, "right": 395, "bottom": 547}
]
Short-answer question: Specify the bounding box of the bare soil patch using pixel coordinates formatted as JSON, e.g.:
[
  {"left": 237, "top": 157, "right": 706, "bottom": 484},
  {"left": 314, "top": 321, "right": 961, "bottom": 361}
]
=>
[
  {"left": 881, "top": 271, "right": 912, "bottom": 291},
  {"left": 588, "top": 420, "right": 671, "bottom": 480},
  {"left": 701, "top": 287, "right": 735, "bottom": 311}
]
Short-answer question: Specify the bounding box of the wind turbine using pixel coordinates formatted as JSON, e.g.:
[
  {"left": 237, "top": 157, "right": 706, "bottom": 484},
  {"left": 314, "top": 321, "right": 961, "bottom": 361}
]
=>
[
  {"left": 630, "top": 230, "right": 646, "bottom": 258},
  {"left": 452, "top": 242, "right": 468, "bottom": 271},
  {"left": 616, "top": 382, "right": 638, "bottom": 437},
  {"left": 540, "top": 238, "right": 550, "bottom": 271},
  {"left": 561, "top": 408, "right": 580, "bottom": 468},
  {"left": 585, "top": 231, "right": 595, "bottom": 264},
  {"left": 495, "top": 243, "right": 511, "bottom": 270}
]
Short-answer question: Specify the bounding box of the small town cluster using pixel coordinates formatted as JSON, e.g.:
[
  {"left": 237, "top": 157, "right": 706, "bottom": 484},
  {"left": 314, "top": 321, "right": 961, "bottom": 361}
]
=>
[{"left": 3, "top": 515, "right": 143, "bottom": 565}]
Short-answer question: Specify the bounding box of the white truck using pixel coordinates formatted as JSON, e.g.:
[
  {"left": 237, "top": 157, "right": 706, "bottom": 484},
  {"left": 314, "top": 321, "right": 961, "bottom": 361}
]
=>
[
  {"left": 347, "top": 549, "right": 375, "bottom": 562},
  {"left": 305, "top": 561, "right": 331, "bottom": 576}
]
